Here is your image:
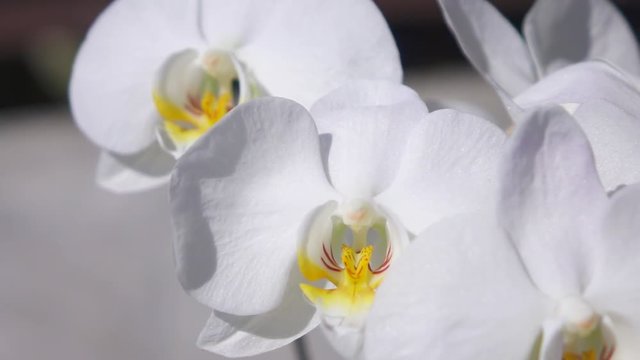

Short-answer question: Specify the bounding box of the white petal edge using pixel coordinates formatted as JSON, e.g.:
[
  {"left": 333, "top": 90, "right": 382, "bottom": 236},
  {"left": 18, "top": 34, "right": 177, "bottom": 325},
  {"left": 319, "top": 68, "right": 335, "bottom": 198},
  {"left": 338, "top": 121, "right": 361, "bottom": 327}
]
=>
[
  {"left": 70, "top": 0, "right": 204, "bottom": 154},
  {"left": 198, "top": 0, "right": 276, "bottom": 50},
  {"left": 572, "top": 100, "right": 640, "bottom": 191},
  {"left": 586, "top": 183, "right": 640, "bottom": 347},
  {"left": 499, "top": 105, "right": 608, "bottom": 299},
  {"left": 232, "top": 0, "right": 402, "bottom": 108},
  {"left": 170, "top": 97, "right": 337, "bottom": 314},
  {"left": 310, "top": 80, "right": 427, "bottom": 119},
  {"left": 364, "top": 214, "right": 549, "bottom": 360},
  {"left": 539, "top": 319, "right": 564, "bottom": 360},
  {"left": 514, "top": 61, "right": 640, "bottom": 118},
  {"left": 96, "top": 143, "right": 174, "bottom": 193},
  {"left": 514, "top": 62, "right": 640, "bottom": 190},
  {"left": 197, "top": 274, "right": 319, "bottom": 358},
  {"left": 377, "top": 109, "right": 505, "bottom": 235},
  {"left": 320, "top": 324, "right": 364, "bottom": 360},
  {"left": 523, "top": 0, "right": 640, "bottom": 77},
  {"left": 603, "top": 318, "right": 640, "bottom": 360},
  {"left": 437, "top": 0, "right": 537, "bottom": 97}
]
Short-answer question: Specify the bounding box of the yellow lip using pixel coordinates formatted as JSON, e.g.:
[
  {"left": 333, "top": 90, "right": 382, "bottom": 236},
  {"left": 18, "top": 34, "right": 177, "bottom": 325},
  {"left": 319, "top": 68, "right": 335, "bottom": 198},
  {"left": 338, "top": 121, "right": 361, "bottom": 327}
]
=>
[
  {"left": 153, "top": 90, "right": 232, "bottom": 149},
  {"left": 298, "top": 244, "right": 388, "bottom": 321}
]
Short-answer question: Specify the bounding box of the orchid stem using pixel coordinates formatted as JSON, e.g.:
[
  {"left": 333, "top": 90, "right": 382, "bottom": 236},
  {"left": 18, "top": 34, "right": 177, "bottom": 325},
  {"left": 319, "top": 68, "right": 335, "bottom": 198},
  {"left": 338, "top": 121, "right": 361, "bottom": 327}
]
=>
[{"left": 294, "top": 336, "right": 310, "bottom": 360}]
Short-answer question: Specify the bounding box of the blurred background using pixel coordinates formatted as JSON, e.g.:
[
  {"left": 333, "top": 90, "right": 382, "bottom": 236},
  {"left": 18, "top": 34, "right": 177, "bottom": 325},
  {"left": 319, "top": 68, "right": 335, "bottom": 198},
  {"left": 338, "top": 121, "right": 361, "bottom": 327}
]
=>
[{"left": 1, "top": 1, "right": 639, "bottom": 359}]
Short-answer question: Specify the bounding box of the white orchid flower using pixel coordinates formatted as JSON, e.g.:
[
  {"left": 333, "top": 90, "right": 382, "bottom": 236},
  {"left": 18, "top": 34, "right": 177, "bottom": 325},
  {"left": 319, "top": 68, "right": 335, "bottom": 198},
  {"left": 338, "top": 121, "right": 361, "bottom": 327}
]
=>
[
  {"left": 438, "top": 0, "right": 640, "bottom": 191},
  {"left": 70, "top": 0, "right": 402, "bottom": 193},
  {"left": 513, "top": 62, "right": 640, "bottom": 191},
  {"left": 438, "top": 0, "right": 640, "bottom": 96},
  {"left": 169, "top": 81, "right": 505, "bottom": 357},
  {"left": 365, "top": 105, "right": 640, "bottom": 360}
]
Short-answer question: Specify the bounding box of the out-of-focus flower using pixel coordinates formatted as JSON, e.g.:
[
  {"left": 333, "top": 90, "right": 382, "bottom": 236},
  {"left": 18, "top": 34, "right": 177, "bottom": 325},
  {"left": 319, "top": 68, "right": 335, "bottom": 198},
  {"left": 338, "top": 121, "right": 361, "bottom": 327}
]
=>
[
  {"left": 70, "top": 0, "right": 401, "bottom": 193},
  {"left": 169, "top": 81, "right": 504, "bottom": 357},
  {"left": 365, "top": 106, "right": 640, "bottom": 360},
  {"left": 438, "top": 0, "right": 640, "bottom": 96},
  {"left": 513, "top": 62, "right": 640, "bottom": 191},
  {"left": 438, "top": 0, "right": 640, "bottom": 191}
]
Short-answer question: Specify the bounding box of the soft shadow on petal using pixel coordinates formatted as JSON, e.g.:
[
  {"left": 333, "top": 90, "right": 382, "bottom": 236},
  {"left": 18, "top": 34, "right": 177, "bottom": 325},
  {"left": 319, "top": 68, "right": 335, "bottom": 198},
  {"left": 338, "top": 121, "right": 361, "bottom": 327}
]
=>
[
  {"left": 437, "top": 0, "right": 537, "bottom": 97},
  {"left": 513, "top": 62, "right": 640, "bottom": 190},
  {"left": 198, "top": 267, "right": 318, "bottom": 358},
  {"left": 236, "top": 0, "right": 402, "bottom": 108},
  {"left": 364, "top": 214, "right": 548, "bottom": 360},
  {"left": 96, "top": 142, "right": 175, "bottom": 193},
  {"left": 599, "top": 316, "right": 640, "bottom": 359},
  {"left": 539, "top": 319, "right": 564, "bottom": 360},
  {"left": 170, "top": 98, "right": 337, "bottom": 315},
  {"left": 514, "top": 62, "right": 640, "bottom": 117},
  {"left": 310, "top": 80, "right": 425, "bottom": 117},
  {"left": 586, "top": 183, "right": 640, "bottom": 336},
  {"left": 523, "top": 0, "right": 640, "bottom": 77},
  {"left": 573, "top": 100, "right": 640, "bottom": 191},
  {"left": 199, "top": 0, "right": 275, "bottom": 50},
  {"left": 499, "top": 106, "right": 608, "bottom": 299},
  {"left": 310, "top": 81, "right": 428, "bottom": 199},
  {"left": 320, "top": 324, "right": 363, "bottom": 360},
  {"left": 377, "top": 109, "right": 505, "bottom": 235}
]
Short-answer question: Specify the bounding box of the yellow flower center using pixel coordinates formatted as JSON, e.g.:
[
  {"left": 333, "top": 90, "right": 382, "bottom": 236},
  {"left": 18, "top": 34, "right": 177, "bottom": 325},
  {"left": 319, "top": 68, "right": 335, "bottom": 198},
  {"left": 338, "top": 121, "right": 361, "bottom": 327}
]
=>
[
  {"left": 152, "top": 49, "right": 264, "bottom": 156},
  {"left": 556, "top": 297, "right": 615, "bottom": 360},
  {"left": 154, "top": 89, "right": 232, "bottom": 148},
  {"left": 297, "top": 200, "right": 403, "bottom": 330},
  {"left": 561, "top": 323, "right": 615, "bottom": 360},
  {"left": 299, "top": 243, "right": 391, "bottom": 323}
]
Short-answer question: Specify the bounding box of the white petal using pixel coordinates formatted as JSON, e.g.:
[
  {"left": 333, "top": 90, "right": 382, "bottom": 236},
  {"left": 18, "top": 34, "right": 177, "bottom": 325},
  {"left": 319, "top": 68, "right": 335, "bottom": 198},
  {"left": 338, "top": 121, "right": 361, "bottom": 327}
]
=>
[
  {"left": 230, "top": 0, "right": 402, "bottom": 108},
  {"left": 70, "top": 0, "right": 204, "bottom": 154},
  {"left": 310, "top": 80, "right": 426, "bottom": 118},
  {"left": 514, "top": 62, "right": 639, "bottom": 114},
  {"left": 170, "top": 98, "right": 337, "bottom": 314},
  {"left": 96, "top": 143, "right": 174, "bottom": 193},
  {"left": 539, "top": 319, "right": 564, "bottom": 360},
  {"left": 310, "top": 81, "right": 428, "bottom": 199},
  {"left": 605, "top": 319, "right": 640, "bottom": 360},
  {"left": 320, "top": 324, "right": 364, "bottom": 359},
  {"left": 198, "top": 0, "right": 274, "bottom": 50},
  {"left": 364, "top": 215, "right": 548, "bottom": 360},
  {"left": 377, "top": 109, "right": 505, "bottom": 235},
  {"left": 523, "top": 0, "right": 640, "bottom": 76},
  {"left": 197, "top": 274, "right": 318, "bottom": 357},
  {"left": 437, "top": 0, "right": 537, "bottom": 97},
  {"left": 499, "top": 106, "right": 608, "bottom": 298},
  {"left": 585, "top": 183, "right": 640, "bottom": 339},
  {"left": 514, "top": 62, "right": 640, "bottom": 190},
  {"left": 573, "top": 101, "right": 640, "bottom": 191}
]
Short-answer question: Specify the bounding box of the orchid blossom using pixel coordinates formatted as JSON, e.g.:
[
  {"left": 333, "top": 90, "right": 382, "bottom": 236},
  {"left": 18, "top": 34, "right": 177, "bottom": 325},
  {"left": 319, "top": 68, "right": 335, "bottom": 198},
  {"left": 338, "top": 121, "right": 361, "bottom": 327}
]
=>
[
  {"left": 438, "top": 0, "right": 640, "bottom": 191},
  {"left": 70, "top": 0, "right": 401, "bottom": 193},
  {"left": 365, "top": 106, "right": 640, "bottom": 360},
  {"left": 169, "top": 81, "right": 504, "bottom": 357}
]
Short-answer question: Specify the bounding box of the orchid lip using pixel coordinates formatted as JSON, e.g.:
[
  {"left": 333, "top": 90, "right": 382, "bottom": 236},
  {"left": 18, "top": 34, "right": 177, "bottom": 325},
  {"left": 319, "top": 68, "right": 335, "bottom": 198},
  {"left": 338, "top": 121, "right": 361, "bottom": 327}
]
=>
[
  {"left": 298, "top": 199, "right": 406, "bottom": 334},
  {"left": 152, "top": 48, "right": 264, "bottom": 157},
  {"left": 554, "top": 297, "right": 615, "bottom": 360}
]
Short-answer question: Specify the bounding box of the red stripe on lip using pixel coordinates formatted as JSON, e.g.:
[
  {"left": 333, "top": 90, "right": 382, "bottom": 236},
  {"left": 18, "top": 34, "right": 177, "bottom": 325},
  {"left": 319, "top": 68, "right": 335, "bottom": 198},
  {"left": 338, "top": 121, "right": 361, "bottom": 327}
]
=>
[
  {"left": 323, "top": 243, "right": 340, "bottom": 268},
  {"left": 321, "top": 257, "right": 342, "bottom": 272},
  {"left": 369, "top": 246, "right": 393, "bottom": 274}
]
